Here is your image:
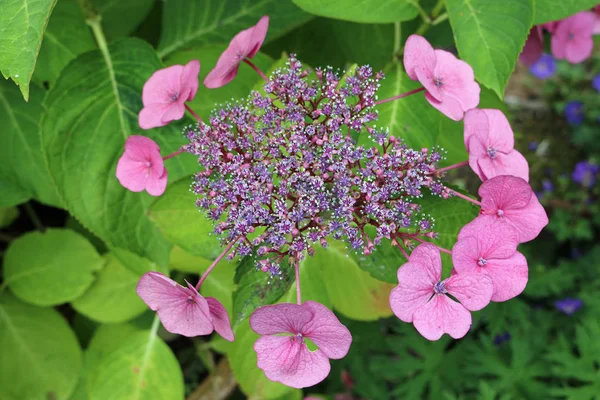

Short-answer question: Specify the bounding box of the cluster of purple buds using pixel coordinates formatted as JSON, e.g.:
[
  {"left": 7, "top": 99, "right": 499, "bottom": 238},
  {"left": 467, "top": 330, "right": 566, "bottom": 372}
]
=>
[{"left": 184, "top": 56, "right": 447, "bottom": 275}]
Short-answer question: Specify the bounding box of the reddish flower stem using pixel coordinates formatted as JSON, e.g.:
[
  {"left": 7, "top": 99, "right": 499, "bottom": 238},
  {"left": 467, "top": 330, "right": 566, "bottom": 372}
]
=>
[
  {"left": 397, "top": 244, "right": 410, "bottom": 260},
  {"left": 375, "top": 87, "right": 426, "bottom": 105},
  {"left": 185, "top": 104, "right": 203, "bottom": 123},
  {"left": 244, "top": 58, "right": 268, "bottom": 81},
  {"left": 196, "top": 238, "right": 239, "bottom": 290},
  {"left": 294, "top": 260, "right": 302, "bottom": 305},
  {"left": 436, "top": 160, "right": 469, "bottom": 174},
  {"left": 447, "top": 188, "right": 482, "bottom": 207},
  {"left": 162, "top": 149, "right": 184, "bottom": 161},
  {"left": 413, "top": 236, "right": 452, "bottom": 255}
]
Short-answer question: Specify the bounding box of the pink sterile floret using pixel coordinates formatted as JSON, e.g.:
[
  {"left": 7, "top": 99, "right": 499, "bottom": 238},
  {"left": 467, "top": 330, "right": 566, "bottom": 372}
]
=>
[
  {"left": 116, "top": 135, "right": 168, "bottom": 196},
  {"left": 403, "top": 34, "right": 480, "bottom": 121},
  {"left": 136, "top": 271, "right": 234, "bottom": 341},
  {"left": 204, "top": 16, "right": 269, "bottom": 88},
  {"left": 138, "top": 60, "right": 200, "bottom": 129},
  {"left": 520, "top": 26, "right": 544, "bottom": 66},
  {"left": 389, "top": 243, "right": 493, "bottom": 341},
  {"left": 250, "top": 301, "right": 352, "bottom": 388},
  {"left": 453, "top": 217, "right": 528, "bottom": 302},
  {"left": 464, "top": 108, "right": 529, "bottom": 182},
  {"left": 478, "top": 175, "right": 549, "bottom": 243},
  {"left": 551, "top": 12, "right": 596, "bottom": 64}
]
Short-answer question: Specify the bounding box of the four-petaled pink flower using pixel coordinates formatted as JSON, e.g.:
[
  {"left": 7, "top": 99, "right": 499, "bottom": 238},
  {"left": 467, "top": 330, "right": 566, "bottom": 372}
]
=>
[
  {"left": 551, "top": 12, "right": 596, "bottom": 64},
  {"left": 250, "top": 301, "right": 352, "bottom": 388},
  {"left": 389, "top": 243, "right": 493, "bottom": 341},
  {"left": 478, "top": 175, "right": 549, "bottom": 243},
  {"left": 204, "top": 16, "right": 269, "bottom": 88},
  {"left": 464, "top": 108, "right": 529, "bottom": 182},
  {"left": 452, "top": 217, "right": 528, "bottom": 302},
  {"left": 404, "top": 34, "right": 480, "bottom": 121},
  {"left": 519, "top": 26, "right": 544, "bottom": 66},
  {"left": 138, "top": 60, "right": 200, "bottom": 129},
  {"left": 136, "top": 271, "right": 234, "bottom": 340},
  {"left": 116, "top": 135, "right": 168, "bottom": 196}
]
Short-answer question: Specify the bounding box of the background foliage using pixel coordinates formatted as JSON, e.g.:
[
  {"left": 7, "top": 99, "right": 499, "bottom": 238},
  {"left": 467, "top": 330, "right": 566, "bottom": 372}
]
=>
[{"left": 1, "top": 0, "right": 599, "bottom": 399}]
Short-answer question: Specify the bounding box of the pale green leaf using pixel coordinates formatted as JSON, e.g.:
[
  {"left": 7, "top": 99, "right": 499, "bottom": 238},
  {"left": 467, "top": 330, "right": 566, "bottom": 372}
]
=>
[
  {"left": 92, "top": 0, "right": 155, "bottom": 40},
  {"left": 446, "top": 0, "right": 534, "bottom": 98},
  {"left": 0, "top": 292, "right": 82, "bottom": 400},
  {"left": 149, "top": 177, "right": 222, "bottom": 259},
  {"left": 292, "top": 0, "right": 419, "bottom": 23},
  {"left": 41, "top": 38, "right": 197, "bottom": 265},
  {"left": 533, "top": 0, "right": 599, "bottom": 24},
  {"left": 0, "top": 0, "right": 57, "bottom": 100},
  {"left": 157, "top": 0, "right": 312, "bottom": 58},
  {"left": 4, "top": 228, "right": 105, "bottom": 306},
  {"left": 0, "top": 80, "right": 62, "bottom": 208},
  {"left": 0, "top": 207, "right": 19, "bottom": 228},
  {"left": 32, "top": 0, "right": 96, "bottom": 88},
  {"left": 72, "top": 253, "right": 148, "bottom": 323}
]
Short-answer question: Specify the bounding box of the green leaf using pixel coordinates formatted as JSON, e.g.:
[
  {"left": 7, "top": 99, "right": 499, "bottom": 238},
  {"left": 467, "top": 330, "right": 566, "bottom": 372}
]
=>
[
  {"left": 41, "top": 38, "right": 197, "bottom": 265},
  {"left": 446, "top": 0, "right": 534, "bottom": 98},
  {"left": 351, "top": 227, "right": 404, "bottom": 283},
  {"left": 111, "top": 246, "right": 168, "bottom": 277},
  {"left": 228, "top": 319, "right": 298, "bottom": 399},
  {"left": 364, "top": 64, "right": 467, "bottom": 165},
  {"left": 4, "top": 228, "right": 105, "bottom": 306},
  {"left": 533, "top": 0, "right": 600, "bottom": 24},
  {"left": 0, "top": 0, "right": 57, "bottom": 100},
  {"left": 92, "top": 0, "right": 156, "bottom": 40},
  {"left": 157, "top": 0, "right": 312, "bottom": 58},
  {"left": 292, "top": 0, "right": 418, "bottom": 23},
  {"left": 0, "top": 80, "right": 62, "bottom": 208},
  {"left": 264, "top": 18, "right": 394, "bottom": 71},
  {"left": 165, "top": 46, "right": 273, "bottom": 119},
  {"left": 78, "top": 317, "right": 184, "bottom": 400},
  {"left": 149, "top": 177, "right": 222, "bottom": 259},
  {"left": 72, "top": 252, "right": 149, "bottom": 323},
  {"left": 32, "top": 0, "right": 96, "bottom": 88},
  {"left": 0, "top": 292, "right": 82, "bottom": 400},
  {"left": 0, "top": 206, "right": 19, "bottom": 228}
]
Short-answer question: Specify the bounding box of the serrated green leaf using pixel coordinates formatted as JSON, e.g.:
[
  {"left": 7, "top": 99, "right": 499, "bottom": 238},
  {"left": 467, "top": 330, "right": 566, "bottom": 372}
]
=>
[
  {"left": 0, "top": 0, "right": 57, "bottom": 100},
  {"left": 4, "top": 228, "right": 105, "bottom": 306},
  {"left": 157, "top": 0, "right": 312, "bottom": 58},
  {"left": 149, "top": 177, "right": 222, "bottom": 259},
  {"left": 32, "top": 0, "right": 96, "bottom": 88},
  {"left": 71, "top": 252, "right": 148, "bottom": 323},
  {"left": 0, "top": 80, "right": 62, "bottom": 208},
  {"left": 533, "top": 0, "right": 599, "bottom": 24},
  {"left": 92, "top": 0, "right": 155, "bottom": 40},
  {"left": 41, "top": 38, "right": 197, "bottom": 266},
  {"left": 446, "top": 0, "right": 534, "bottom": 98},
  {"left": 0, "top": 292, "right": 82, "bottom": 400},
  {"left": 292, "top": 0, "right": 418, "bottom": 23}
]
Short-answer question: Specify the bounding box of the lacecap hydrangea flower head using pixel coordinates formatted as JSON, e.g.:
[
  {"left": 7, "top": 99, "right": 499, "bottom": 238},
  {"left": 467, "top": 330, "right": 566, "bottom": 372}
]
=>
[{"left": 114, "top": 16, "right": 549, "bottom": 388}]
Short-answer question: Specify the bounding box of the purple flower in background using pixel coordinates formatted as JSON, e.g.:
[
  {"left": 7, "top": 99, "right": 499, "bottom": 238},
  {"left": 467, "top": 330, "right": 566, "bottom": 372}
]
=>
[
  {"left": 493, "top": 331, "right": 511, "bottom": 345},
  {"left": 593, "top": 73, "right": 600, "bottom": 92},
  {"left": 572, "top": 161, "right": 599, "bottom": 187},
  {"left": 564, "top": 101, "right": 584, "bottom": 125},
  {"left": 529, "top": 54, "right": 556, "bottom": 79},
  {"left": 555, "top": 298, "right": 583, "bottom": 315},
  {"left": 542, "top": 178, "right": 554, "bottom": 193},
  {"left": 528, "top": 141, "right": 539, "bottom": 151}
]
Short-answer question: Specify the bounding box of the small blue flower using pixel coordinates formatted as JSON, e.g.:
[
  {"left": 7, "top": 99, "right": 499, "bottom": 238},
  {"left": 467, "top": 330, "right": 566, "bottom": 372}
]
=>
[
  {"left": 572, "top": 161, "right": 599, "bottom": 187},
  {"left": 528, "top": 141, "right": 539, "bottom": 151},
  {"left": 529, "top": 54, "right": 556, "bottom": 80},
  {"left": 564, "top": 101, "right": 584, "bottom": 125},
  {"left": 493, "top": 331, "right": 511, "bottom": 345},
  {"left": 593, "top": 73, "right": 600, "bottom": 93},
  {"left": 542, "top": 178, "right": 553, "bottom": 193},
  {"left": 555, "top": 298, "right": 583, "bottom": 316}
]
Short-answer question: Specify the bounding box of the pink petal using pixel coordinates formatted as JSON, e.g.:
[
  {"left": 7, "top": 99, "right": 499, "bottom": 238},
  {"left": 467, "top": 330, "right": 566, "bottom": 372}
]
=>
[
  {"left": 254, "top": 335, "right": 330, "bottom": 389},
  {"left": 409, "top": 243, "right": 443, "bottom": 280},
  {"left": 444, "top": 273, "right": 493, "bottom": 311},
  {"left": 299, "top": 301, "right": 352, "bottom": 360},
  {"left": 116, "top": 156, "right": 149, "bottom": 192},
  {"left": 479, "top": 175, "right": 532, "bottom": 211},
  {"left": 565, "top": 37, "right": 594, "bottom": 63},
  {"left": 142, "top": 65, "right": 184, "bottom": 106},
  {"left": 250, "top": 303, "right": 314, "bottom": 335},
  {"left": 485, "top": 109, "right": 514, "bottom": 152},
  {"left": 542, "top": 21, "right": 558, "bottom": 33},
  {"left": 403, "top": 34, "right": 436, "bottom": 81},
  {"left": 451, "top": 236, "right": 480, "bottom": 275},
  {"left": 145, "top": 167, "right": 168, "bottom": 196},
  {"left": 207, "top": 297, "right": 234, "bottom": 342},
  {"left": 390, "top": 262, "right": 435, "bottom": 323},
  {"left": 425, "top": 91, "right": 465, "bottom": 121},
  {"left": 247, "top": 15, "right": 270, "bottom": 58},
  {"left": 413, "top": 295, "right": 472, "bottom": 341},
  {"left": 477, "top": 149, "right": 530, "bottom": 182},
  {"left": 485, "top": 252, "right": 528, "bottom": 302},
  {"left": 139, "top": 103, "right": 175, "bottom": 129},
  {"left": 136, "top": 272, "right": 214, "bottom": 337},
  {"left": 457, "top": 216, "right": 519, "bottom": 259},
  {"left": 181, "top": 60, "right": 201, "bottom": 101},
  {"left": 123, "top": 135, "right": 161, "bottom": 161},
  {"left": 203, "top": 56, "right": 242, "bottom": 89},
  {"left": 160, "top": 102, "right": 186, "bottom": 125},
  {"left": 415, "top": 66, "right": 443, "bottom": 101},
  {"left": 464, "top": 108, "right": 491, "bottom": 151},
  {"left": 552, "top": 12, "right": 595, "bottom": 63},
  {"left": 519, "top": 27, "right": 544, "bottom": 66},
  {"left": 148, "top": 147, "right": 165, "bottom": 178},
  {"left": 433, "top": 50, "right": 480, "bottom": 112},
  {"left": 503, "top": 193, "right": 549, "bottom": 243},
  {"left": 467, "top": 135, "right": 489, "bottom": 181}
]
